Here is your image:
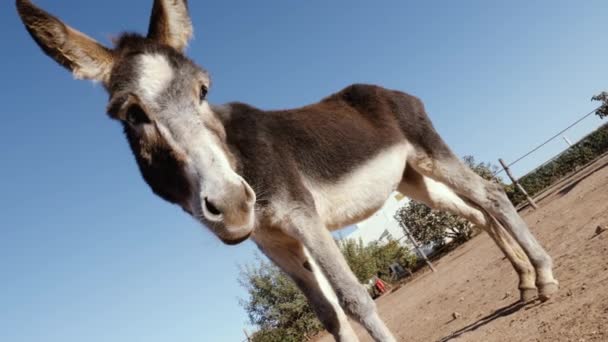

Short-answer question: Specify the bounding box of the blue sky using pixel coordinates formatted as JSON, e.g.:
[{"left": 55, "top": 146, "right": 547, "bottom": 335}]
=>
[{"left": 1, "top": 1, "right": 606, "bottom": 341}]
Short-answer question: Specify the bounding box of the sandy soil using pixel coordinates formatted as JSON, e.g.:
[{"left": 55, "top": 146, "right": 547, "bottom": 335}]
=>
[{"left": 317, "top": 156, "right": 608, "bottom": 342}]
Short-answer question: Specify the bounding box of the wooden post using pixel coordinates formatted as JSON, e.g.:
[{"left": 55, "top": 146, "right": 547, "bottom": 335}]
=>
[
  {"left": 243, "top": 329, "right": 252, "bottom": 342},
  {"left": 401, "top": 224, "right": 436, "bottom": 272},
  {"left": 498, "top": 158, "right": 539, "bottom": 210}
]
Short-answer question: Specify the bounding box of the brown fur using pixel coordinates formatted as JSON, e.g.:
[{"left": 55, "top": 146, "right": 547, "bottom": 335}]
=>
[
  {"left": 16, "top": 0, "right": 114, "bottom": 82},
  {"left": 17, "top": 1, "right": 559, "bottom": 340},
  {"left": 221, "top": 84, "right": 451, "bottom": 206},
  {"left": 147, "top": 0, "right": 193, "bottom": 51}
]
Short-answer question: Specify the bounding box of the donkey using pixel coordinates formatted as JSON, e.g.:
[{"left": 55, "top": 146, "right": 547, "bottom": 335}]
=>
[{"left": 16, "top": 1, "right": 558, "bottom": 341}]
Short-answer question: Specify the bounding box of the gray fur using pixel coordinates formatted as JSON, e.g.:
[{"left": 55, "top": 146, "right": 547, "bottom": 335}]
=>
[{"left": 16, "top": 1, "right": 559, "bottom": 341}]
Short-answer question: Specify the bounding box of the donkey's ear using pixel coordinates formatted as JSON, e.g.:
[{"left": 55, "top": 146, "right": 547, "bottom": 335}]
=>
[
  {"left": 147, "top": 0, "right": 193, "bottom": 51},
  {"left": 16, "top": 0, "right": 114, "bottom": 84}
]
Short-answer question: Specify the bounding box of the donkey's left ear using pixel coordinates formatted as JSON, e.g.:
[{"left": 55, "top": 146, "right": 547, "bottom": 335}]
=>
[
  {"left": 147, "top": 0, "right": 193, "bottom": 51},
  {"left": 16, "top": 0, "right": 114, "bottom": 84}
]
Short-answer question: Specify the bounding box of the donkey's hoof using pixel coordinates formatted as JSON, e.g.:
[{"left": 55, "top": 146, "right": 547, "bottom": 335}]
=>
[
  {"left": 519, "top": 288, "right": 538, "bottom": 303},
  {"left": 538, "top": 283, "right": 559, "bottom": 302}
]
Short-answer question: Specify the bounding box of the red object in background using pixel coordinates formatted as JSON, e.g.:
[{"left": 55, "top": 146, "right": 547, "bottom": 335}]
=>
[{"left": 375, "top": 278, "right": 386, "bottom": 294}]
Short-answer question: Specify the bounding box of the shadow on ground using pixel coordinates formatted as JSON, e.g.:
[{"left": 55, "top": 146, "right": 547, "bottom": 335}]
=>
[
  {"left": 558, "top": 158, "right": 608, "bottom": 196},
  {"left": 438, "top": 301, "right": 533, "bottom": 342}
]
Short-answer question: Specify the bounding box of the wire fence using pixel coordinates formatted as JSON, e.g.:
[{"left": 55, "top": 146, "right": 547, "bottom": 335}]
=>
[
  {"left": 493, "top": 104, "right": 608, "bottom": 208},
  {"left": 494, "top": 106, "right": 601, "bottom": 177}
]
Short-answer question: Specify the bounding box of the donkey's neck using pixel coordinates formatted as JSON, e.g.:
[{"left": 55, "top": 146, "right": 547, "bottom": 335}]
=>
[{"left": 214, "top": 102, "right": 280, "bottom": 203}]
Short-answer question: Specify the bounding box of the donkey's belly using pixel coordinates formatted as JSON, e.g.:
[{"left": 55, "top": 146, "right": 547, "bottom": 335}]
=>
[{"left": 303, "top": 144, "right": 408, "bottom": 230}]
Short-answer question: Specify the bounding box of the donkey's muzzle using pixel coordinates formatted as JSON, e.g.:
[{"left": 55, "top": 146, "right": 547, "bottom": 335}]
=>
[
  {"left": 201, "top": 179, "right": 256, "bottom": 244},
  {"left": 220, "top": 231, "right": 252, "bottom": 245}
]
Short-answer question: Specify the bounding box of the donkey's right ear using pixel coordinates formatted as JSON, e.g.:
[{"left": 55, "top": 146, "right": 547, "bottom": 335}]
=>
[
  {"left": 16, "top": 0, "right": 114, "bottom": 84},
  {"left": 147, "top": 0, "right": 193, "bottom": 51}
]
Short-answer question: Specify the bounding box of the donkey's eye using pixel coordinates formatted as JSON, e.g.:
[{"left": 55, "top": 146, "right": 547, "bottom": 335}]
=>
[
  {"left": 126, "top": 104, "right": 150, "bottom": 125},
  {"left": 199, "top": 85, "right": 208, "bottom": 102}
]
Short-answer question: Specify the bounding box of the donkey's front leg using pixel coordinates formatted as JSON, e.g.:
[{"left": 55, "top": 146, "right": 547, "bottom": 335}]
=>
[
  {"left": 254, "top": 228, "right": 359, "bottom": 342},
  {"left": 283, "top": 210, "right": 397, "bottom": 342}
]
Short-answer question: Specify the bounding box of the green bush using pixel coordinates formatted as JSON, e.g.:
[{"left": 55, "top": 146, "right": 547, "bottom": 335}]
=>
[
  {"left": 240, "top": 257, "right": 323, "bottom": 342},
  {"left": 395, "top": 201, "right": 473, "bottom": 248},
  {"left": 339, "top": 238, "right": 378, "bottom": 283}
]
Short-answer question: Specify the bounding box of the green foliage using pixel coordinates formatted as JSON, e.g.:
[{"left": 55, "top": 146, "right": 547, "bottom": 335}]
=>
[
  {"left": 251, "top": 328, "right": 301, "bottom": 342},
  {"left": 592, "top": 92, "right": 608, "bottom": 119},
  {"left": 239, "top": 257, "right": 322, "bottom": 342},
  {"left": 393, "top": 156, "right": 499, "bottom": 248},
  {"left": 339, "top": 238, "right": 417, "bottom": 282},
  {"left": 339, "top": 238, "right": 378, "bottom": 282},
  {"left": 505, "top": 123, "right": 608, "bottom": 206},
  {"left": 462, "top": 155, "right": 502, "bottom": 183},
  {"left": 395, "top": 201, "right": 472, "bottom": 247},
  {"left": 368, "top": 239, "right": 417, "bottom": 280},
  {"left": 241, "top": 239, "right": 417, "bottom": 340}
]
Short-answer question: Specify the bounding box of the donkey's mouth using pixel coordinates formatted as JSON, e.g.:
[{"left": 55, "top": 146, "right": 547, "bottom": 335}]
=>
[{"left": 220, "top": 231, "right": 252, "bottom": 245}]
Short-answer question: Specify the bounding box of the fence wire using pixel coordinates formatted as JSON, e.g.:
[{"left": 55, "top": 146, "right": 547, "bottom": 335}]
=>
[{"left": 494, "top": 106, "right": 601, "bottom": 176}]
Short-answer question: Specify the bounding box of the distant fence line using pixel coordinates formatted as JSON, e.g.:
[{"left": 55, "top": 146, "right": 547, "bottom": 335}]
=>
[
  {"left": 517, "top": 124, "right": 606, "bottom": 180},
  {"left": 495, "top": 106, "right": 600, "bottom": 177},
  {"left": 495, "top": 109, "right": 607, "bottom": 208}
]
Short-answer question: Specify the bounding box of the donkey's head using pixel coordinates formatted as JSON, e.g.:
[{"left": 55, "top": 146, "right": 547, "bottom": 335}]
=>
[{"left": 16, "top": 0, "right": 256, "bottom": 244}]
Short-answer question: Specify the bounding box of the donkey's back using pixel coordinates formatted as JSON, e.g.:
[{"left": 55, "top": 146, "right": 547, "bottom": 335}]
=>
[{"left": 221, "top": 83, "right": 450, "bottom": 230}]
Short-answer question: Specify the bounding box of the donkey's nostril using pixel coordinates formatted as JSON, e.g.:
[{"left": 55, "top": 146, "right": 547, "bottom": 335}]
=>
[{"left": 204, "top": 198, "right": 222, "bottom": 216}]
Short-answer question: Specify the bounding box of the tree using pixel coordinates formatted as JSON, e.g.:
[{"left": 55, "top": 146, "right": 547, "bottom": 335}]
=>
[
  {"left": 592, "top": 92, "right": 608, "bottom": 119},
  {"left": 240, "top": 239, "right": 418, "bottom": 340},
  {"left": 239, "top": 257, "right": 322, "bottom": 342},
  {"left": 338, "top": 237, "right": 378, "bottom": 282},
  {"left": 394, "top": 156, "right": 500, "bottom": 248},
  {"left": 462, "top": 155, "right": 501, "bottom": 183},
  {"left": 338, "top": 237, "right": 417, "bottom": 282},
  {"left": 395, "top": 201, "right": 472, "bottom": 247},
  {"left": 367, "top": 239, "right": 417, "bottom": 279}
]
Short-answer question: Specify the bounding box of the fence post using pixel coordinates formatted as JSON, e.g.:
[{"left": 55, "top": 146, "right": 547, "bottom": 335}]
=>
[
  {"left": 401, "top": 225, "right": 436, "bottom": 272},
  {"left": 498, "top": 158, "right": 539, "bottom": 210},
  {"left": 244, "top": 329, "right": 252, "bottom": 342}
]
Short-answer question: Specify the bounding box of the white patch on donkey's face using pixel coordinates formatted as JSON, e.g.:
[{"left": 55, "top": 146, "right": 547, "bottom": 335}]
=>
[{"left": 137, "top": 54, "right": 174, "bottom": 102}]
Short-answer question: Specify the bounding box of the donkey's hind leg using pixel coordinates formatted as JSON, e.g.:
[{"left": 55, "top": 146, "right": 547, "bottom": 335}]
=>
[
  {"left": 408, "top": 150, "right": 558, "bottom": 301},
  {"left": 254, "top": 228, "right": 359, "bottom": 342},
  {"left": 398, "top": 166, "right": 537, "bottom": 301}
]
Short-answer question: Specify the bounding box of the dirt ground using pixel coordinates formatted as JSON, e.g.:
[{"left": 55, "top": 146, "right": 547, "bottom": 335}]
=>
[{"left": 318, "top": 156, "right": 608, "bottom": 342}]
